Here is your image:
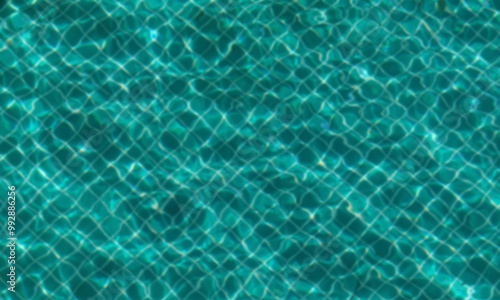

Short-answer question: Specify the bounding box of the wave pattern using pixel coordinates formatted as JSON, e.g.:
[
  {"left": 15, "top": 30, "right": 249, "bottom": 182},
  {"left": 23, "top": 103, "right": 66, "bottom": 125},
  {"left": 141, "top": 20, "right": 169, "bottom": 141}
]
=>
[{"left": 0, "top": 0, "right": 500, "bottom": 299}]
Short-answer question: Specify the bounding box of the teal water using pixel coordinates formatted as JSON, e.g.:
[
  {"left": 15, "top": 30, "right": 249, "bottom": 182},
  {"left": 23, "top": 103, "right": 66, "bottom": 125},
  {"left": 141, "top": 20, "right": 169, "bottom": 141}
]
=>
[{"left": 1, "top": 0, "right": 500, "bottom": 299}]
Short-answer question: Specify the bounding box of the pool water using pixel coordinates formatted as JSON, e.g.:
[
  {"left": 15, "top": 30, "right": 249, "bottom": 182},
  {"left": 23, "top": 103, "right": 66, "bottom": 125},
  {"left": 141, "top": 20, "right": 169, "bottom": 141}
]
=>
[{"left": 0, "top": 0, "right": 500, "bottom": 299}]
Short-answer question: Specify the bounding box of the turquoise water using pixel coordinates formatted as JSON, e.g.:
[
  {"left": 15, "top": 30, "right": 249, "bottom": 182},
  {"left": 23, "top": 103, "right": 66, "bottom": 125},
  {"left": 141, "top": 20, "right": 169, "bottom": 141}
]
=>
[{"left": 1, "top": 0, "right": 500, "bottom": 299}]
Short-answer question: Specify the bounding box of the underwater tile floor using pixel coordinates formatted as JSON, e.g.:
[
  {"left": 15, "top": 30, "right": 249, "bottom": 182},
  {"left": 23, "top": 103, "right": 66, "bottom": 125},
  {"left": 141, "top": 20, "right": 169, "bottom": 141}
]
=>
[{"left": 0, "top": 0, "right": 500, "bottom": 299}]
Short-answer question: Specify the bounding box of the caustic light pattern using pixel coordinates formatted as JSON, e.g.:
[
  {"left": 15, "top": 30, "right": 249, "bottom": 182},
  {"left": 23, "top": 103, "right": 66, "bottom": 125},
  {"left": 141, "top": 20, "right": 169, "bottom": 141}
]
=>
[{"left": 0, "top": 0, "right": 500, "bottom": 299}]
